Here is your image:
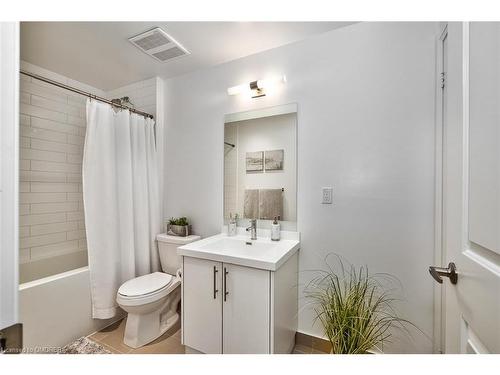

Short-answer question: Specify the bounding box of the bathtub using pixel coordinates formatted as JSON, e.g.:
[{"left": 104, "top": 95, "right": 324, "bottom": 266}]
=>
[{"left": 19, "top": 266, "right": 124, "bottom": 351}]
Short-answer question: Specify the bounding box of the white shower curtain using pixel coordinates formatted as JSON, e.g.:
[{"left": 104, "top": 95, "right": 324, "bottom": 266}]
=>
[{"left": 83, "top": 99, "right": 161, "bottom": 319}]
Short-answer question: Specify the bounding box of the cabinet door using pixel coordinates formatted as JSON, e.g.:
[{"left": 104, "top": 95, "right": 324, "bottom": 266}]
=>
[
  {"left": 183, "top": 257, "right": 222, "bottom": 354},
  {"left": 222, "top": 263, "right": 270, "bottom": 353}
]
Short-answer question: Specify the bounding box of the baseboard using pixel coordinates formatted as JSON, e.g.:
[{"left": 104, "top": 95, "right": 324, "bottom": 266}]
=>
[
  {"left": 295, "top": 332, "right": 381, "bottom": 354},
  {"left": 295, "top": 331, "right": 331, "bottom": 353}
]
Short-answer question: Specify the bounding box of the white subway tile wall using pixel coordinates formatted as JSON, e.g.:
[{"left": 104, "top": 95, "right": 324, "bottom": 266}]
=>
[
  {"left": 18, "top": 62, "right": 104, "bottom": 282},
  {"left": 105, "top": 77, "right": 157, "bottom": 117},
  {"left": 224, "top": 124, "right": 238, "bottom": 220},
  {"left": 19, "top": 62, "right": 158, "bottom": 283}
]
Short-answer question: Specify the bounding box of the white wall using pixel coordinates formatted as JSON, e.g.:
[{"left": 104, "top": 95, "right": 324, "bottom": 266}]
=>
[{"left": 164, "top": 22, "right": 438, "bottom": 353}]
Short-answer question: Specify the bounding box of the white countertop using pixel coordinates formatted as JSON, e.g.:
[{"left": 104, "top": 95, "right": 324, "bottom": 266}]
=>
[{"left": 177, "top": 231, "right": 300, "bottom": 271}]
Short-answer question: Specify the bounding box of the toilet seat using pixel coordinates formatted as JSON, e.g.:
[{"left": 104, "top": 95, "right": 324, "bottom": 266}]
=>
[
  {"left": 119, "top": 272, "right": 173, "bottom": 297},
  {"left": 117, "top": 272, "right": 180, "bottom": 307}
]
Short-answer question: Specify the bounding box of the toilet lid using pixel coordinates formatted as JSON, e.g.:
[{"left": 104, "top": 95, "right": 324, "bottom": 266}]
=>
[{"left": 118, "top": 272, "right": 173, "bottom": 297}]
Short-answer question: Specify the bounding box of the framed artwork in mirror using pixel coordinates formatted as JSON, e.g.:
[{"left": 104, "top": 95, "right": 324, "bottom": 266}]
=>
[
  {"left": 264, "top": 149, "right": 284, "bottom": 171},
  {"left": 246, "top": 151, "right": 264, "bottom": 172}
]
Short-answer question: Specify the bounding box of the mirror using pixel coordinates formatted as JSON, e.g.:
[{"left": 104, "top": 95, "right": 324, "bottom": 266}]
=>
[{"left": 224, "top": 104, "right": 297, "bottom": 230}]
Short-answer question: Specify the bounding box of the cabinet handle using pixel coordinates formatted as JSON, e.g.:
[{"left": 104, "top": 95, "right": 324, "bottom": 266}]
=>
[
  {"left": 213, "top": 266, "right": 218, "bottom": 299},
  {"left": 224, "top": 267, "right": 229, "bottom": 302}
]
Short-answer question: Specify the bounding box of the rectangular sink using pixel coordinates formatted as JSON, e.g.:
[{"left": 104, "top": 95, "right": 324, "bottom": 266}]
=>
[{"left": 178, "top": 233, "right": 300, "bottom": 271}]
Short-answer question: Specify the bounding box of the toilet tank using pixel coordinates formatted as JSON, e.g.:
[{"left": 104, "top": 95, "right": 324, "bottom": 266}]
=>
[{"left": 156, "top": 234, "right": 201, "bottom": 275}]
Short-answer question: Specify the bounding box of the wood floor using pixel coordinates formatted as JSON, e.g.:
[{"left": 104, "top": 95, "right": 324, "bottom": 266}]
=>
[{"left": 88, "top": 318, "right": 328, "bottom": 354}]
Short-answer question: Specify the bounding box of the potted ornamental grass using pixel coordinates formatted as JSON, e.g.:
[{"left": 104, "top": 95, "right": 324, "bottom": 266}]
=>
[
  {"left": 304, "top": 254, "right": 418, "bottom": 354},
  {"left": 167, "top": 217, "right": 191, "bottom": 237}
]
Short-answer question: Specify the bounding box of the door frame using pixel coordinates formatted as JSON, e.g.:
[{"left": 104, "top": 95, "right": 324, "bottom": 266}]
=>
[
  {"left": 0, "top": 22, "right": 20, "bottom": 330},
  {"left": 433, "top": 22, "right": 448, "bottom": 354}
]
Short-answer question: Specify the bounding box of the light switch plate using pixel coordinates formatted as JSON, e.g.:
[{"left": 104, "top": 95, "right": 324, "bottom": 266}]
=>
[{"left": 322, "top": 187, "right": 333, "bottom": 204}]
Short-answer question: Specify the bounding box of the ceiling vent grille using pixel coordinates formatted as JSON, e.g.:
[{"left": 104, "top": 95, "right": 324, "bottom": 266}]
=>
[{"left": 129, "top": 27, "right": 190, "bottom": 63}]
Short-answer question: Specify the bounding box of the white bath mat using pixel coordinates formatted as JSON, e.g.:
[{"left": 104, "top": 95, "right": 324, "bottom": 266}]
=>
[{"left": 60, "top": 337, "right": 111, "bottom": 354}]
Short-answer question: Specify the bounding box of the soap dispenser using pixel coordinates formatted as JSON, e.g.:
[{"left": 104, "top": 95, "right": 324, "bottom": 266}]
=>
[
  {"left": 271, "top": 217, "right": 281, "bottom": 241},
  {"left": 228, "top": 213, "right": 238, "bottom": 237}
]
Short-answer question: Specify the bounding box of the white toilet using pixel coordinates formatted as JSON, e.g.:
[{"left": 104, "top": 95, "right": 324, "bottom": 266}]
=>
[{"left": 116, "top": 233, "right": 201, "bottom": 348}]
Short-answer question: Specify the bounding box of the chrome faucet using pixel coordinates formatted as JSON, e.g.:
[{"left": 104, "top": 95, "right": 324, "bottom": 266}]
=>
[{"left": 246, "top": 219, "right": 257, "bottom": 240}]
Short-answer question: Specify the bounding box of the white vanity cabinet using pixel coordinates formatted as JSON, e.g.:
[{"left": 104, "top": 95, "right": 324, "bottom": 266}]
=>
[
  {"left": 181, "top": 248, "right": 299, "bottom": 354},
  {"left": 222, "top": 263, "right": 271, "bottom": 354},
  {"left": 182, "top": 257, "right": 223, "bottom": 354}
]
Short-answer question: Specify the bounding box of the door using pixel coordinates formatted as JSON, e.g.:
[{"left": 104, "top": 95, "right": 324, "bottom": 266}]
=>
[
  {"left": 182, "top": 257, "right": 222, "bottom": 354},
  {"left": 222, "top": 263, "right": 270, "bottom": 354},
  {"left": 437, "top": 22, "right": 500, "bottom": 353},
  {"left": 0, "top": 22, "right": 21, "bottom": 353},
  {"left": 432, "top": 24, "right": 448, "bottom": 354}
]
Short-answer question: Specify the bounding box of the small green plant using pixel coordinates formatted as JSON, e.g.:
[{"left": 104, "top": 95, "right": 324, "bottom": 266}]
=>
[
  {"left": 169, "top": 217, "right": 189, "bottom": 226},
  {"left": 304, "top": 255, "right": 417, "bottom": 354}
]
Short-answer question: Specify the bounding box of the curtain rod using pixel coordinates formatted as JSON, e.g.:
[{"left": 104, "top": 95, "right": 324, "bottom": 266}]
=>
[{"left": 20, "top": 70, "right": 154, "bottom": 119}]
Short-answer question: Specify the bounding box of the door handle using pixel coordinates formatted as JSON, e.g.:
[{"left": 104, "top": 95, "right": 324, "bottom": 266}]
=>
[
  {"left": 429, "top": 262, "right": 458, "bottom": 285},
  {"left": 213, "top": 266, "right": 218, "bottom": 299},
  {"left": 223, "top": 267, "right": 229, "bottom": 302}
]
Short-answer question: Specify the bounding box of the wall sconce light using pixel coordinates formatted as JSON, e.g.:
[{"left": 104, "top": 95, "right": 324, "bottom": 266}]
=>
[{"left": 227, "top": 75, "right": 286, "bottom": 98}]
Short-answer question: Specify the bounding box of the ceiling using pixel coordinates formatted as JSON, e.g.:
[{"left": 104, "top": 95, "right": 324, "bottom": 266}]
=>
[{"left": 20, "top": 22, "right": 355, "bottom": 90}]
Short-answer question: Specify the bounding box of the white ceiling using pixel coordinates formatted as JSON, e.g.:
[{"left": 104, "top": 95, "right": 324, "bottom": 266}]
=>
[{"left": 20, "top": 22, "right": 355, "bottom": 90}]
